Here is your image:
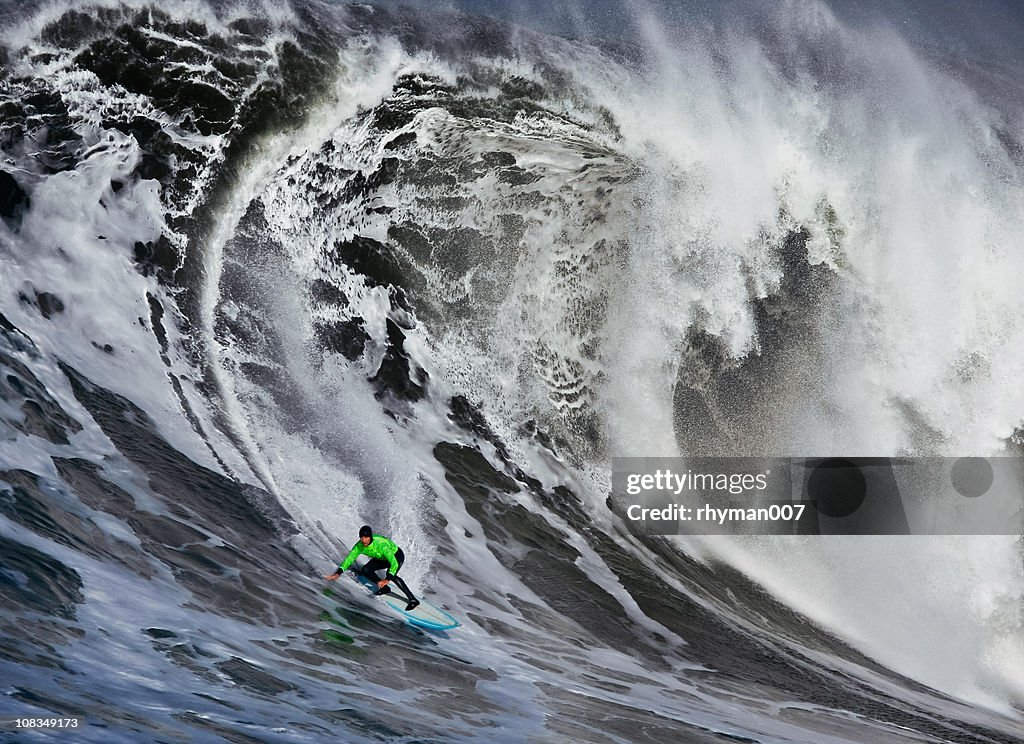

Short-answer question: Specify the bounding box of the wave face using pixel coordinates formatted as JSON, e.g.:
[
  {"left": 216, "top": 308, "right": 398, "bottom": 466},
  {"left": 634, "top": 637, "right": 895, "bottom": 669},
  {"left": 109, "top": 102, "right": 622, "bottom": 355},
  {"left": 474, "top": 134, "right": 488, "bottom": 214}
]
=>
[{"left": 1, "top": 1, "right": 1023, "bottom": 741}]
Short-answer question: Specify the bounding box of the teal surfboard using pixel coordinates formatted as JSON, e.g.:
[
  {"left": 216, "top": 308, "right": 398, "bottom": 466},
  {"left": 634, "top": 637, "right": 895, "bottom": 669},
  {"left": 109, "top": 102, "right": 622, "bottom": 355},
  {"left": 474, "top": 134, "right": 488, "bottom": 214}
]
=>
[{"left": 354, "top": 574, "right": 459, "bottom": 631}]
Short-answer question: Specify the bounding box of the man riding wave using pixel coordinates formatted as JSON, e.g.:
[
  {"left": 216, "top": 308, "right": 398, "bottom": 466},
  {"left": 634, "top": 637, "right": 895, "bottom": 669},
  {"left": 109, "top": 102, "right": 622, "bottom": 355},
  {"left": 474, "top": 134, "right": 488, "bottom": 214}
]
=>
[{"left": 324, "top": 525, "right": 420, "bottom": 611}]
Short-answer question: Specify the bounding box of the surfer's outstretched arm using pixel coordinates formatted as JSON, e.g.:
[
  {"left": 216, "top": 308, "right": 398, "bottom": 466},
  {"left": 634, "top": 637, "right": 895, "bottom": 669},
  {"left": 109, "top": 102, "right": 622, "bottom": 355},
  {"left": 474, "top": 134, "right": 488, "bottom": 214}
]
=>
[{"left": 325, "top": 542, "right": 364, "bottom": 580}]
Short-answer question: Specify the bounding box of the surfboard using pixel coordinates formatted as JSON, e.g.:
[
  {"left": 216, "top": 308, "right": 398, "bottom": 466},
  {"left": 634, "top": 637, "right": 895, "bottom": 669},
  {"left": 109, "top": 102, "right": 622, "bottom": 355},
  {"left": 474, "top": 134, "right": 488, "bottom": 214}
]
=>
[{"left": 353, "top": 573, "right": 460, "bottom": 631}]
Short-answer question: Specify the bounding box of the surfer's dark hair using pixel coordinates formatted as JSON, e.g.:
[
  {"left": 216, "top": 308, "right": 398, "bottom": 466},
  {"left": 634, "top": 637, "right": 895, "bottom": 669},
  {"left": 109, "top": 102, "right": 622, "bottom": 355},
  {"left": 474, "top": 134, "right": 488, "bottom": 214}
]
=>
[{"left": 359, "top": 525, "right": 373, "bottom": 538}]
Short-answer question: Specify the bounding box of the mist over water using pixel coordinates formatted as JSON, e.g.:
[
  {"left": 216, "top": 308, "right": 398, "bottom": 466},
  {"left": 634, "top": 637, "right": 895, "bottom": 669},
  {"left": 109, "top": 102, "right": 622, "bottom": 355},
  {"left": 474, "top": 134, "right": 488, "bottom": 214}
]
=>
[{"left": 1, "top": 0, "right": 1023, "bottom": 741}]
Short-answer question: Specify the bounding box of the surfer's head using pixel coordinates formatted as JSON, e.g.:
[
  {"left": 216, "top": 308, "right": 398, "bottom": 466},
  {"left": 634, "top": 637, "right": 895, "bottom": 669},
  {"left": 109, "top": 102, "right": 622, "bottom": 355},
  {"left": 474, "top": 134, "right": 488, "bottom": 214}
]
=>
[{"left": 358, "top": 524, "right": 373, "bottom": 545}]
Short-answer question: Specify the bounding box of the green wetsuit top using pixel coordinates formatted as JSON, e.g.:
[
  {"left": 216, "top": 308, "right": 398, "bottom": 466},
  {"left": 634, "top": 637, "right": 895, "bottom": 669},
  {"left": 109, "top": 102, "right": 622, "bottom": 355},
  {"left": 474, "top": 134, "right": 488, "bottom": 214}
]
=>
[{"left": 339, "top": 535, "right": 401, "bottom": 575}]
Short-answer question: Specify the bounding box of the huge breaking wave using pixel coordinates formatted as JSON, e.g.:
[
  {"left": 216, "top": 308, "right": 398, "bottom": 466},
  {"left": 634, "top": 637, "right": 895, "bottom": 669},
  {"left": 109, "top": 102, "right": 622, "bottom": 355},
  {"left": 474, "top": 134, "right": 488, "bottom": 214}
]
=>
[{"left": 1, "top": 1, "right": 1023, "bottom": 742}]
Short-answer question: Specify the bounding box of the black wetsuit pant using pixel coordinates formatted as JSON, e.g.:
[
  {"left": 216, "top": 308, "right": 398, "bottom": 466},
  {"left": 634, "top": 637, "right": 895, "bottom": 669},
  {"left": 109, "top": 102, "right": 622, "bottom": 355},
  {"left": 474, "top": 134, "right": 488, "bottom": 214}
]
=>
[{"left": 359, "top": 548, "right": 416, "bottom": 601}]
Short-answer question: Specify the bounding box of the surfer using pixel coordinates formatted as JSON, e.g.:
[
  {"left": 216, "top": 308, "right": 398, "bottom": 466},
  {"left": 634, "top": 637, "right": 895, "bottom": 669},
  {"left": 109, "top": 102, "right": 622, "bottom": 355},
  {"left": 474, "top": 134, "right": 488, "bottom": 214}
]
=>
[{"left": 324, "top": 525, "right": 420, "bottom": 611}]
